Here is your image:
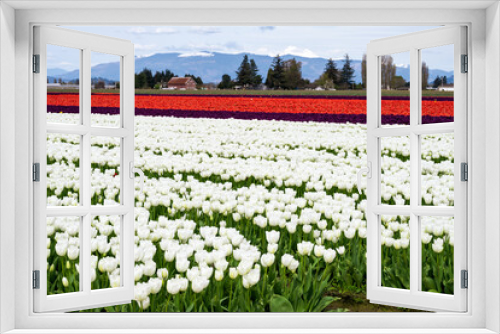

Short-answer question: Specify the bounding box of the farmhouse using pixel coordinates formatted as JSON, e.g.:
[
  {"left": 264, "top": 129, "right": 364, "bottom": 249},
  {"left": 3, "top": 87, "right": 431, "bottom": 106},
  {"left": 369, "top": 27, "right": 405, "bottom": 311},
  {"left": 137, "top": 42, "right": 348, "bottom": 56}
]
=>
[{"left": 167, "top": 77, "right": 197, "bottom": 90}]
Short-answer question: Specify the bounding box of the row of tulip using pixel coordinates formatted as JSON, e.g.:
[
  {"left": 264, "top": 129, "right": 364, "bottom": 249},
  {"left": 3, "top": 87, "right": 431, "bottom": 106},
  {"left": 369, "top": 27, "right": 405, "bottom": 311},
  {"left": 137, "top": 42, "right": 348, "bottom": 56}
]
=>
[
  {"left": 46, "top": 93, "right": 454, "bottom": 125},
  {"left": 45, "top": 113, "right": 455, "bottom": 312}
]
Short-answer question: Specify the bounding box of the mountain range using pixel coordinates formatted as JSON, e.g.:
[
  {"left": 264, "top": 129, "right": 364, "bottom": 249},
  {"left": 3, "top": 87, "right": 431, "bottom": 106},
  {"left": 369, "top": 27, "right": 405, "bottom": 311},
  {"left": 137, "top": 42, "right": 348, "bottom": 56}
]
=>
[{"left": 48, "top": 51, "right": 454, "bottom": 85}]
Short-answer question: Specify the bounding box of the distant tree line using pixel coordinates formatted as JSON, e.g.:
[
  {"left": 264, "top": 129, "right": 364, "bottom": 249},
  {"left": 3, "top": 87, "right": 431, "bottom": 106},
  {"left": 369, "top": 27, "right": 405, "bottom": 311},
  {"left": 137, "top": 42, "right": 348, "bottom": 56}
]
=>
[
  {"left": 134, "top": 68, "right": 204, "bottom": 89},
  {"left": 218, "top": 53, "right": 359, "bottom": 90},
  {"left": 360, "top": 54, "right": 434, "bottom": 90}
]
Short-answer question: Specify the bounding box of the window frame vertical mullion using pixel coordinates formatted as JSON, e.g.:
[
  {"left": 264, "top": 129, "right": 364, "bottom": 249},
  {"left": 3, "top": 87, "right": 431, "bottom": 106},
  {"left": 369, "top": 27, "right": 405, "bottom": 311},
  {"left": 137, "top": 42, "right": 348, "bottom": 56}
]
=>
[
  {"left": 409, "top": 46, "right": 420, "bottom": 295},
  {"left": 81, "top": 47, "right": 92, "bottom": 294}
]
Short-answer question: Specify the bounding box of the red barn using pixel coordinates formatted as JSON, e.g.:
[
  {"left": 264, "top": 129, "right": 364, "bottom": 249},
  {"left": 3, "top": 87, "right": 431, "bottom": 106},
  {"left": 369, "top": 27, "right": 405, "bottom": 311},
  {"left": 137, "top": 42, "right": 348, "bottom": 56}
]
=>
[{"left": 167, "top": 77, "right": 197, "bottom": 90}]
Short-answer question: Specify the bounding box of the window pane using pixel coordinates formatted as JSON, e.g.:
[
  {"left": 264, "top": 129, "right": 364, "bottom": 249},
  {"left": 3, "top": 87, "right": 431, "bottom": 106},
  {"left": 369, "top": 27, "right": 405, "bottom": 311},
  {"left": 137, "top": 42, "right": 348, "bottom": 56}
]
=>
[
  {"left": 91, "top": 215, "right": 122, "bottom": 290},
  {"left": 46, "top": 133, "right": 80, "bottom": 207},
  {"left": 47, "top": 216, "right": 81, "bottom": 295},
  {"left": 380, "top": 136, "right": 410, "bottom": 205},
  {"left": 46, "top": 44, "right": 81, "bottom": 125},
  {"left": 91, "top": 136, "right": 121, "bottom": 205},
  {"left": 91, "top": 52, "right": 121, "bottom": 128},
  {"left": 420, "top": 44, "right": 454, "bottom": 124},
  {"left": 421, "top": 133, "right": 454, "bottom": 206},
  {"left": 380, "top": 215, "right": 410, "bottom": 290},
  {"left": 420, "top": 216, "right": 454, "bottom": 295},
  {"left": 380, "top": 52, "right": 410, "bottom": 126}
]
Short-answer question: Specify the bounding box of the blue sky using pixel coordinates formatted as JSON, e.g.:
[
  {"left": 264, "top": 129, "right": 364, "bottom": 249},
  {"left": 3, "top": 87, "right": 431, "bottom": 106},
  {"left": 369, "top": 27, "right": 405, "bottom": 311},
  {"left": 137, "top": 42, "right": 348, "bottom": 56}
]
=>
[{"left": 52, "top": 26, "right": 452, "bottom": 71}]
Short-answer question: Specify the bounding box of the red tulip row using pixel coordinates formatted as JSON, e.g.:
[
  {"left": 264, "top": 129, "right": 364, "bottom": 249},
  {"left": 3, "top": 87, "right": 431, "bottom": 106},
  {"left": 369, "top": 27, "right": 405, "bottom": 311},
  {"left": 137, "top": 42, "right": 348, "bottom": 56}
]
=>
[{"left": 47, "top": 93, "right": 454, "bottom": 118}]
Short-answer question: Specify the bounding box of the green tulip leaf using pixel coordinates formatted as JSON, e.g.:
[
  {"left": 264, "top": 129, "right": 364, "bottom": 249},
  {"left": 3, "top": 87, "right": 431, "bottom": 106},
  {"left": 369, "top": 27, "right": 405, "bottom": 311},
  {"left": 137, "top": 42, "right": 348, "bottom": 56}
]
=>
[{"left": 270, "top": 294, "right": 294, "bottom": 312}]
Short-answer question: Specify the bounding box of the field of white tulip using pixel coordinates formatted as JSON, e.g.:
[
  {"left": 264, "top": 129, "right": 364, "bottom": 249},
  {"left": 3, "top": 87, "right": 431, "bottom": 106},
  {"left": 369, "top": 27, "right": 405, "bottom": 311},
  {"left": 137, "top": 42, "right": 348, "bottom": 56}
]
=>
[{"left": 45, "top": 113, "right": 455, "bottom": 312}]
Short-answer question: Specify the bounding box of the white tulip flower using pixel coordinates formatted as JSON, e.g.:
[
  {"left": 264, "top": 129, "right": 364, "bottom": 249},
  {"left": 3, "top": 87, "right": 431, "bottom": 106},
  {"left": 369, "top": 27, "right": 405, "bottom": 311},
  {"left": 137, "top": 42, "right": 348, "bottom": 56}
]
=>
[
  {"left": 266, "top": 230, "right": 280, "bottom": 244},
  {"left": 288, "top": 259, "right": 299, "bottom": 273},
  {"left": 260, "top": 253, "right": 275, "bottom": 267},
  {"left": 55, "top": 241, "right": 68, "bottom": 257},
  {"left": 336, "top": 246, "right": 346, "bottom": 255},
  {"left": 302, "top": 225, "right": 312, "bottom": 234},
  {"left": 314, "top": 245, "right": 325, "bottom": 257},
  {"left": 175, "top": 257, "right": 190, "bottom": 273},
  {"left": 191, "top": 276, "right": 210, "bottom": 293},
  {"left": 215, "top": 270, "right": 224, "bottom": 282},
  {"left": 157, "top": 268, "right": 168, "bottom": 280},
  {"left": 166, "top": 279, "right": 181, "bottom": 295},
  {"left": 432, "top": 238, "right": 444, "bottom": 253},
  {"left": 281, "top": 254, "right": 293, "bottom": 267},
  {"left": 267, "top": 243, "right": 278, "bottom": 254},
  {"left": 237, "top": 260, "right": 253, "bottom": 276},
  {"left": 297, "top": 241, "right": 314, "bottom": 256},
  {"left": 323, "top": 249, "right": 337, "bottom": 263}
]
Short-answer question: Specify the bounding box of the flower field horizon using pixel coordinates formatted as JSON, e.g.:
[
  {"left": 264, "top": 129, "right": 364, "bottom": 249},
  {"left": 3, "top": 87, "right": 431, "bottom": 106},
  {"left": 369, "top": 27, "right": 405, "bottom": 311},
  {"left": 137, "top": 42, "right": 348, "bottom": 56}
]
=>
[{"left": 45, "top": 92, "right": 455, "bottom": 312}]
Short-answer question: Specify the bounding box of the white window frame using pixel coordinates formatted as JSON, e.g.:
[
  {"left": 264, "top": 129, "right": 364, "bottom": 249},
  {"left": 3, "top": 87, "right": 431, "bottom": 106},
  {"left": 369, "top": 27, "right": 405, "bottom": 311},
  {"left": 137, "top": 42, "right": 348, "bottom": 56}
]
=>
[
  {"left": 1, "top": 2, "right": 498, "bottom": 333},
  {"left": 33, "top": 25, "right": 136, "bottom": 313},
  {"left": 366, "top": 26, "right": 467, "bottom": 312}
]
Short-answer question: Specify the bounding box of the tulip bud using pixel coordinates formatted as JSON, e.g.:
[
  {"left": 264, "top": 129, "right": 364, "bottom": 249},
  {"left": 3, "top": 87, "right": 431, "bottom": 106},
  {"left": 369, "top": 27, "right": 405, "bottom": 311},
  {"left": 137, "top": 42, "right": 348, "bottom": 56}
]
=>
[
  {"left": 336, "top": 246, "right": 345, "bottom": 255},
  {"left": 229, "top": 267, "right": 238, "bottom": 279},
  {"left": 215, "top": 270, "right": 224, "bottom": 281},
  {"left": 62, "top": 277, "right": 69, "bottom": 287}
]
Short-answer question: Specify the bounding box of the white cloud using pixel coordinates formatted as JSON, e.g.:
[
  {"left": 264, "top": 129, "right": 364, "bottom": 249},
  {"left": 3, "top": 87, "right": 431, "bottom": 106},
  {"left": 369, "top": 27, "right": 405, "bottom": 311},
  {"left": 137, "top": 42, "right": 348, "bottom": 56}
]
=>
[
  {"left": 281, "top": 46, "right": 319, "bottom": 58},
  {"left": 189, "top": 27, "right": 221, "bottom": 34},
  {"left": 178, "top": 51, "right": 214, "bottom": 58},
  {"left": 128, "top": 27, "right": 148, "bottom": 34},
  {"left": 154, "top": 27, "right": 178, "bottom": 34}
]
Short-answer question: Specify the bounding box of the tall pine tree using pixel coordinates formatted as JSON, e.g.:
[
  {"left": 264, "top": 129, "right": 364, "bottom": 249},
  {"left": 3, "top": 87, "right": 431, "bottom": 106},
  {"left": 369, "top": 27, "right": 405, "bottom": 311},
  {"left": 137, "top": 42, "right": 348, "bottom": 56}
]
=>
[
  {"left": 325, "top": 58, "right": 339, "bottom": 86},
  {"left": 270, "top": 54, "right": 285, "bottom": 89},
  {"left": 265, "top": 68, "right": 274, "bottom": 88},
  {"left": 283, "top": 59, "right": 303, "bottom": 90},
  {"left": 236, "top": 55, "right": 252, "bottom": 87},
  {"left": 340, "top": 54, "right": 355, "bottom": 89},
  {"left": 250, "top": 59, "right": 262, "bottom": 87}
]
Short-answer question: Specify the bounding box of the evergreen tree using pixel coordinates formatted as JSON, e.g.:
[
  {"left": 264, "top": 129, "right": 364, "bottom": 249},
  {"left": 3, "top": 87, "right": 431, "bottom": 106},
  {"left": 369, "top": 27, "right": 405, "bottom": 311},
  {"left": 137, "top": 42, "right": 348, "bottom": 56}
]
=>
[
  {"left": 218, "top": 74, "right": 233, "bottom": 89},
  {"left": 442, "top": 76, "right": 448, "bottom": 85},
  {"left": 270, "top": 54, "right": 285, "bottom": 89},
  {"left": 265, "top": 68, "right": 274, "bottom": 88},
  {"left": 433, "top": 75, "right": 443, "bottom": 88},
  {"left": 340, "top": 53, "right": 355, "bottom": 89},
  {"left": 135, "top": 72, "right": 146, "bottom": 88},
  {"left": 154, "top": 71, "right": 162, "bottom": 85},
  {"left": 162, "top": 69, "right": 175, "bottom": 83},
  {"left": 250, "top": 59, "right": 263, "bottom": 87},
  {"left": 236, "top": 55, "right": 252, "bottom": 87},
  {"left": 325, "top": 58, "right": 340, "bottom": 86},
  {"left": 283, "top": 58, "right": 303, "bottom": 90},
  {"left": 135, "top": 68, "right": 155, "bottom": 88}
]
